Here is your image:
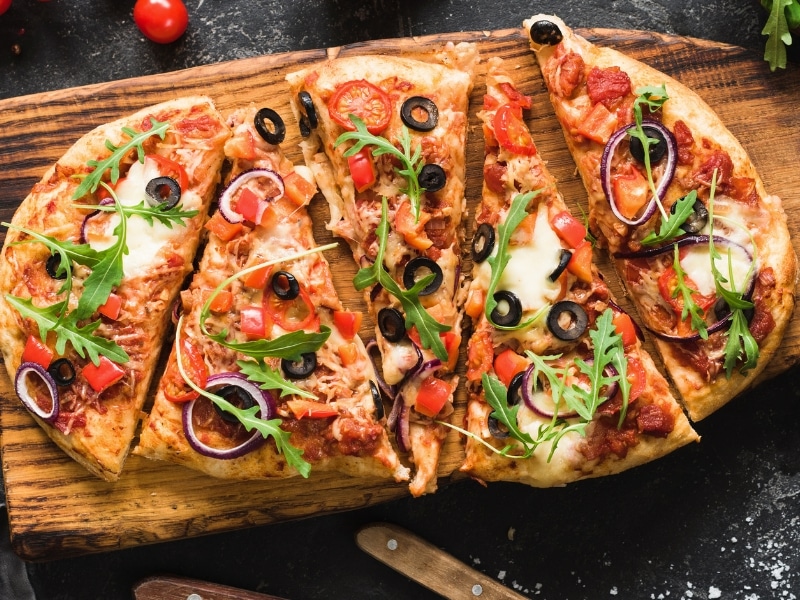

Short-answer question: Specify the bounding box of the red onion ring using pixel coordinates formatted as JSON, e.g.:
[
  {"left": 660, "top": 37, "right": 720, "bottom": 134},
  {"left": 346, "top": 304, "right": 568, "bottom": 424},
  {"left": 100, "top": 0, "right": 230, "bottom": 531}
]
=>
[
  {"left": 79, "top": 197, "right": 115, "bottom": 244},
  {"left": 218, "top": 168, "right": 285, "bottom": 224},
  {"left": 182, "top": 372, "right": 276, "bottom": 460},
  {"left": 600, "top": 119, "right": 677, "bottom": 227},
  {"left": 395, "top": 403, "right": 412, "bottom": 453},
  {"left": 15, "top": 361, "right": 59, "bottom": 424}
]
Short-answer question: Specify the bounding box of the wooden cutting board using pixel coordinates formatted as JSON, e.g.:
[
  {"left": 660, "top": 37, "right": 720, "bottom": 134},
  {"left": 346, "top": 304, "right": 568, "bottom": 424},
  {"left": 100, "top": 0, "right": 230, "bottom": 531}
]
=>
[{"left": 1, "top": 26, "right": 798, "bottom": 562}]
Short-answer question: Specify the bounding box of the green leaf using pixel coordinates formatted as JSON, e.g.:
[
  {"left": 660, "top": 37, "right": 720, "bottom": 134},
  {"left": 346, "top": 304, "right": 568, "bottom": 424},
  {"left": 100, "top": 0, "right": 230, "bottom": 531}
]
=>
[
  {"left": 641, "top": 191, "right": 698, "bottom": 245},
  {"left": 484, "top": 191, "right": 542, "bottom": 330},
  {"left": 205, "top": 327, "right": 331, "bottom": 361},
  {"left": 4, "top": 223, "right": 102, "bottom": 269},
  {"left": 75, "top": 201, "right": 199, "bottom": 229},
  {"left": 670, "top": 244, "right": 710, "bottom": 339},
  {"left": 627, "top": 85, "right": 670, "bottom": 222},
  {"left": 5, "top": 295, "right": 129, "bottom": 365},
  {"left": 762, "top": 0, "right": 794, "bottom": 71},
  {"left": 72, "top": 118, "right": 171, "bottom": 200},
  {"left": 482, "top": 373, "right": 536, "bottom": 458},
  {"left": 236, "top": 358, "right": 317, "bottom": 399},
  {"left": 352, "top": 197, "right": 450, "bottom": 361}
]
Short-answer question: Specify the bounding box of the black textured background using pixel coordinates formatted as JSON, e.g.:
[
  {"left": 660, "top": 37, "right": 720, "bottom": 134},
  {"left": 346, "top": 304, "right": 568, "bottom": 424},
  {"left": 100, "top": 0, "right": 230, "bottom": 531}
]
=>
[{"left": 1, "top": 2, "right": 799, "bottom": 599}]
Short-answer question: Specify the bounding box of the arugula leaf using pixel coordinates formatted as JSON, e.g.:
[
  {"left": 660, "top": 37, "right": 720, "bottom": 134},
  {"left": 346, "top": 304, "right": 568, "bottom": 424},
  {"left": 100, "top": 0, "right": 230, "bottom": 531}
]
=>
[
  {"left": 762, "top": 0, "right": 794, "bottom": 71},
  {"left": 74, "top": 201, "right": 199, "bottom": 229},
  {"left": 670, "top": 244, "right": 710, "bottom": 339},
  {"left": 334, "top": 115, "right": 425, "bottom": 222},
  {"left": 641, "top": 191, "right": 698, "bottom": 246},
  {"left": 627, "top": 85, "right": 670, "bottom": 221},
  {"left": 4, "top": 223, "right": 102, "bottom": 270},
  {"left": 236, "top": 358, "right": 316, "bottom": 399},
  {"left": 72, "top": 118, "right": 171, "bottom": 200},
  {"left": 205, "top": 327, "right": 331, "bottom": 361},
  {"left": 5, "top": 295, "right": 129, "bottom": 365},
  {"left": 484, "top": 191, "right": 543, "bottom": 330},
  {"left": 353, "top": 197, "right": 450, "bottom": 361}
]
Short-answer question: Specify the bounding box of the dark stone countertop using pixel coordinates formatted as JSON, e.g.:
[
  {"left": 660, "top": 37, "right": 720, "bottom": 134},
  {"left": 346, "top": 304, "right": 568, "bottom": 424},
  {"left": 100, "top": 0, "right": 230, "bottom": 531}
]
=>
[{"left": 1, "top": 1, "right": 799, "bottom": 599}]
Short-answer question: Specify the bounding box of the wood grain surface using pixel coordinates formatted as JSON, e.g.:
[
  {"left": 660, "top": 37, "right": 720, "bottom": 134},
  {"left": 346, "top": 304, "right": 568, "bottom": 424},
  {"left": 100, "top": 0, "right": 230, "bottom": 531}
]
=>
[{"left": 0, "top": 27, "right": 798, "bottom": 562}]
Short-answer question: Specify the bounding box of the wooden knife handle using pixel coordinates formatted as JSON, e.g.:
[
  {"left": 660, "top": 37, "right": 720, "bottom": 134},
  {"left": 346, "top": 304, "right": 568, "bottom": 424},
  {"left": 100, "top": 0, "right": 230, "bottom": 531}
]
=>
[
  {"left": 356, "top": 523, "right": 529, "bottom": 600},
  {"left": 132, "top": 575, "right": 287, "bottom": 600}
]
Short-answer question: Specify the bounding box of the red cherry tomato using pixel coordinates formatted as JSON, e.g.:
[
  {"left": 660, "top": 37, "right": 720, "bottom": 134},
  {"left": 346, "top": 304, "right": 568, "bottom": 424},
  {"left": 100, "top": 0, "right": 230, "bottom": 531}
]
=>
[
  {"left": 328, "top": 80, "right": 392, "bottom": 135},
  {"left": 133, "top": 0, "right": 189, "bottom": 44},
  {"left": 492, "top": 103, "right": 537, "bottom": 156}
]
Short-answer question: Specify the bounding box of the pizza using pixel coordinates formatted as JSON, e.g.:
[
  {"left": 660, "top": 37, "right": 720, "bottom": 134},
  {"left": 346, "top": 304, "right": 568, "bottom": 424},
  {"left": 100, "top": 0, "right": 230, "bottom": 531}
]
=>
[
  {"left": 525, "top": 14, "right": 797, "bottom": 421},
  {"left": 134, "top": 105, "right": 409, "bottom": 483},
  {"left": 459, "top": 57, "right": 698, "bottom": 487},
  {"left": 0, "top": 96, "right": 230, "bottom": 480},
  {"left": 285, "top": 45, "right": 478, "bottom": 495}
]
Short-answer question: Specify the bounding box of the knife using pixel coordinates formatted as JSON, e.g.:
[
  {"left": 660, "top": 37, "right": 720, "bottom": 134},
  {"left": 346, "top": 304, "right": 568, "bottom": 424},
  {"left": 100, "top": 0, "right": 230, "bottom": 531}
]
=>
[
  {"left": 355, "top": 522, "right": 529, "bottom": 600},
  {"left": 132, "top": 574, "right": 287, "bottom": 600}
]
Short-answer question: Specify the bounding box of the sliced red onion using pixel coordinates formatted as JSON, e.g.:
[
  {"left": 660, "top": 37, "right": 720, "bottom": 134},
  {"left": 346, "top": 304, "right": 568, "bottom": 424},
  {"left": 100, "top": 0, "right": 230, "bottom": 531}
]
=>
[
  {"left": 364, "top": 338, "right": 397, "bottom": 401},
  {"left": 395, "top": 403, "right": 412, "bottom": 453},
  {"left": 387, "top": 393, "right": 403, "bottom": 433},
  {"left": 15, "top": 362, "right": 59, "bottom": 424},
  {"left": 79, "top": 197, "right": 115, "bottom": 244},
  {"left": 600, "top": 119, "right": 677, "bottom": 226},
  {"left": 182, "top": 371, "right": 276, "bottom": 460},
  {"left": 218, "top": 168, "right": 285, "bottom": 224}
]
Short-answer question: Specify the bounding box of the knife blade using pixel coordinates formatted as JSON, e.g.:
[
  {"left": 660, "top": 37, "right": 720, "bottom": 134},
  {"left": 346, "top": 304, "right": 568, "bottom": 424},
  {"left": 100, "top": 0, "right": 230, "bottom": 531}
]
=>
[
  {"left": 355, "top": 522, "right": 529, "bottom": 600},
  {"left": 132, "top": 575, "right": 288, "bottom": 600}
]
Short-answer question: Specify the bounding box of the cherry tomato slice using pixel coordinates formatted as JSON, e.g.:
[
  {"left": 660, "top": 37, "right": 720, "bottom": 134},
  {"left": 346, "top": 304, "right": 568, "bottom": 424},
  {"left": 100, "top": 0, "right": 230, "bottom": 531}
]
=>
[
  {"left": 133, "top": 0, "right": 189, "bottom": 45},
  {"left": 492, "top": 103, "right": 537, "bottom": 156},
  {"left": 328, "top": 80, "right": 392, "bottom": 135},
  {"left": 163, "top": 337, "right": 208, "bottom": 402},
  {"left": 263, "top": 281, "right": 319, "bottom": 332},
  {"left": 146, "top": 153, "right": 189, "bottom": 192}
]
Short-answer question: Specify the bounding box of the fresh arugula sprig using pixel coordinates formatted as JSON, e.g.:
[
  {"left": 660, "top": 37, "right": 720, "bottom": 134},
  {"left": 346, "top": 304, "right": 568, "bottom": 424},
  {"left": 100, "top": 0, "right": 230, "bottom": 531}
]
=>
[
  {"left": 236, "top": 359, "right": 316, "bottom": 399},
  {"left": 641, "top": 191, "right": 698, "bottom": 246},
  {"left": 335, "top": 115, "right": 426, "bottom": 222},
  {"left": 670, "top": 243, "right": 710, "bottom": 340},
  {"left": 72, "top": 118, "right": 171, "bottom": 200},
  {"left": 761, "top": 0, "right": 798, "bottom": 71},
  {"left": 353, "top": 197, "right": 450, "bottom": 362},
  {"left": 628, "top": 85, "right": 670, "bottom": 222},
  {"left": 74, "top": 201, "right": 199, "bottom": 229},
  {"left": 484, "top": 191, "right": 544, "bottom": 331},
  {"left": 175, "top": 318, "right": 310, "bottom": 478}
]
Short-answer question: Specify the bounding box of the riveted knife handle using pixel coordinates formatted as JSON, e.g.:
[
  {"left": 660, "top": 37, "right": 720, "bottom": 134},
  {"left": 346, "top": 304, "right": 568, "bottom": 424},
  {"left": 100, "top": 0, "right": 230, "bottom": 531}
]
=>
[
  {"left": 133, "top": 575, "right": 287, "bottom": 600},
  {"left": 355, "top": 522, "right": 528, "bottom": 600}
]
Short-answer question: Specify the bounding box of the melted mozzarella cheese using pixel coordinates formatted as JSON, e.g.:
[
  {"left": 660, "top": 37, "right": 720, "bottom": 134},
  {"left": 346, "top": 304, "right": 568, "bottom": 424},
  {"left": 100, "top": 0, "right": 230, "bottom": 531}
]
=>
[{"left": 680, "top": 244, "right": 752, "bottom": 297}]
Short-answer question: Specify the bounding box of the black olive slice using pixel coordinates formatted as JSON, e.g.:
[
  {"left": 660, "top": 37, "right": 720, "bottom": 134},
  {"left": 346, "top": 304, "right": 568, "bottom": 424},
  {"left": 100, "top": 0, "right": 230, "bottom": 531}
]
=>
[
  {"left": 299, "top": 117, "right": 311, "bottom": 139},
  {"left": 298, "top": 91, "right": 318, "bottom": 129},
  {"left": 490, "top": 290, "right": 523, "bottom": 328},
  {"left": 529, "top": 20, "right": 563, "bottom": 46},
  {"left": 145, "top": 176, "right": 181, "bottom": 210},
  {"left": 472, "top": 223, "right": 496, "bottom": 263},
  {"left": 487, "top": 416, "right": 510, "bottom": 439},
  {"left": 213, "top": 384, "right": 256, "bottom": 423},
  {"left": 401, "top": 96, "right": 439, "bottom": 132},
  {"left": 48, "top": 358, "right": 76, "bottom": 386},
  {"left": 629, "top": 125, "right": 668, "bottom": 165},
  {"left": 45, "top": 254, "right": 67, "bottom": 280},
  {"left": 547, "top": 301, "right": 589, "bottom": 341},
  {"left": 369, "top": 380, "right": 385, "bottom": 420},
  {"left": 714, "top": 297, "right": 754, "bottom": 323},
  {"left": 419, "top": 164, "right": 446, "bottom": 192},
  {"left": 507, "top": 371, "right": 525, "bottom": 406},
  {"left": 378, "top": 307, "right": 406, "bottom": 342},
  {"left": 272, "top": 271, "right": 300, "bottom": 300},
  {"left": 403, "top": 256, "right": 444, "bottom": 296},
  {"left": 254, "top": 107, "right": 286, "bottom": 145},
  {"left": 673, "top": 196, "right": 709, "bottom": 234},
  {"left": 549, "top": 249, "right": 573, "bottom": 282},
  {"left": 281, "top": 352, "right": 317, "bottom": 380}
]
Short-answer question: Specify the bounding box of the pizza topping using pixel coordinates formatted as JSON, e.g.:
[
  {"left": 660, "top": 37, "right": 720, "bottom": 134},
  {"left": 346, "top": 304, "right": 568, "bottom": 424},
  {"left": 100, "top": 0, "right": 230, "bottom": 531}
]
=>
[
  {"left": 547, "top": 300, "right": 589, "bottom": 341},
  {"left": 347, "top": 149, "right": 377, "bottom": 193},
  {"left": 329, "top": 80, "right": 392, "bottom": 135},
  {"left": 586, "top": 67, "right": 632, "bottom": 109},
  {"left": 218, "top": 168, "right": 285, "bottom": 225},
  {"left": 271, "top": 270, "right": 300, "bottom": 301},
  {"left": 402, "top": 257, "right": 443, "bottom": 297},
  {"left": 15, "top": 362, "right": 60, "bottom": 424},
  {"left": 22, "top": 335, "right": 54, "bottom": 369},
  {"left": 471, "top": 223, "right": 495, "bottom": 263},
  {"left": 400, "top": 96, "right": 439, "bottom": 132},
  {"left": 418, "top": 164, "right": 446, "bottom": 192},
  {"left": 297, "top": 91, "right": 318, "bottom": 131},
  {"left": 82, "top": 356, "right": 125, "bottom": 393},
  {"left": 281, "top": 352, "right": 317, "bottom": 380},
  {"left": 48, "top": 358, "right": 77, "bottom": 387},
  {"left": 45, "top": 253, "right": 67, "bottom": 280},
  {"left": 144, "top": 176, "right": 181, "bottom": 210},
  {"left": 490, "top": 290, "right": 523, "bottom": 328},
  {"left": 378, "top": 307, "right": 406, "bottom": 343},
  {"left": 368, "top": 381, "right": 385, "bottom": 420},
  {"left": 641, "top": 192, "right": 705, "bottom": 245},
  {"left": 493, "top": 104, "right": 537, "bottom": 156},
  {"left": 629, "top": 124, "right": 668, "bottom": 165},
  {"left": 528, "top": 19, "right": 563, "bottom": 46},
  {"left": 253, "top": 107, "right": 287, "bottom": 145}
]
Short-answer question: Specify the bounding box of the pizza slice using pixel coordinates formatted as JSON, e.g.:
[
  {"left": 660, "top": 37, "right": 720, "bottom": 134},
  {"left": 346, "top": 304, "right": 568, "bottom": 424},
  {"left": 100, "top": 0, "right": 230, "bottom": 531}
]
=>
[
  {"left": 285, "top": 45, "right": 478, "bottom": 495},
  {"left": 134, "top": 104, "right": 408, "bottom": 483},
  {"left": 0, "top": 97, "right": 230, "bottom": 480},
  {"left": 460, "top": 58, "right": 698, "bottom": 487},
  {"left": 525, "top": 14, "right": 797, "bottom": 420}
]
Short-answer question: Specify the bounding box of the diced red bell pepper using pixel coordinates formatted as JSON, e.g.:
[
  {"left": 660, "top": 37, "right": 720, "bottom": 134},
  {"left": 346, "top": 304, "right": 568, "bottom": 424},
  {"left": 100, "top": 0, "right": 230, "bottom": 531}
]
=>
[
  {"left": 612, "top": 311, "right": 638, "bottom": 349},
  {"left": 338, "top": 342, "right": 359, "bottom": 367},
  {"left": 240, "top": 305, "right": 271, "bottom": 339},
  {"left": 415, "top": 376, "right": 451, "bottom": 418},
  {"left": 21, "top": 335, "right": 54, "bottom": 369},
  {"left": 611, "top": 164, "right": 649, "bottom": 220},
  {"left": 208, "top": 290, "right": 233, "bottom": 314},
  {"left": 235, "top": 187, "right": 262, "bottom": 223},
  {"left": 567, "top": 241, "right": 594, "bottom": 284},
  {"left": 243, "top": 264, "right": 272, "bottom": 290},
  {"left": 550, "top": 211, "right": 587, "bottom": 249},
  {"left": 493, "top": 348, "right": 529, "bottom": 388},
  {"left": 576, "top": 102, "right": 618, "bottom": 144},
  {"left": 205, "top": 211, "right": 243, "bottom": 242},
  {"left": 286, "top": 399, "right": 338, "bottom": 419},
  {"left": 82, "top": 356, "right": 125, "bottom": 393},
  {"left": 283, "top": 171, "right": 318, "bottom": 206},
  {"left": 98, "top": 293, "right": 122, "bottom": 320},
  {"left": 347, "top": 149, "right": 377, "bottom": 193},
  {"left": 333, "top": 310, "right": 363, "bottom": 341}
]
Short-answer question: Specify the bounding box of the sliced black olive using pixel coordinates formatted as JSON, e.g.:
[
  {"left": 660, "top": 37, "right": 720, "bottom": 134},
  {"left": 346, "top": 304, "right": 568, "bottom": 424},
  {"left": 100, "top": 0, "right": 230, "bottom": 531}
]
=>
[
  {"left": 45, "top": 254, "right": 67, "bottom": 280},
  {"left": 271, "top": 271, "right": 300, "bottom": 300},
  {"left": 298, "top": 91, "right": 318, "bottom": 129},
  {"left": 213, "top": 384, "right": 256, "bottom": 423},
  {"left": 488, "top": 416, "right": 510, "bottom": 439},
  {"left": 714, "top": 297, "right": 754, "bottom": 323},
  {"left": 378, "top": 307, "right": 406, "bottom": 343},
  {"left": 281, "top": 352, "right": 317, "bottom": 380},
  {"left": 254, "top": 107, "right": 286, "bottom": 145},
  {"left": 673, "top": 196, "right": 709, "bottom": 234},
  {"left": 549, "top": 249, "right": 573, "bottom": 282},
  {"left": 490, "top": 291, "right": 523, "bottom": 328},
  {"left": 547, "top": 301, "right": 589, "bottom": 341},
  {"left": 401, "top": 96, "right": 439, "bottom": 132},
  {"left": 419, "top": 164, "right": 446, "bottom": 192},
  {"left": 529, "top": 20, "right": 563, "bottom": 46},
  {"left": 145, "top": 176, "right": 181, "bottom": 210},
  {"left": 48, "top": 358, "right": 75, "bottom": 386},
  {"left": 472, "top": 223, "right": 495, "bottom": 263},
  {"left": 369, "top": 380, "right": 385, "bottom": 420},
  {"left": 299, "top": 117, "right": 311, "bottom": 138},
  {"left": 403, "top": 256, "right": 443, "bottom": 296},
  {"left": 629, "top": 125, "right": 668, "bottom": 165},
  {"left": 507, "top": 371, "right": 524, "bottom": 407}
]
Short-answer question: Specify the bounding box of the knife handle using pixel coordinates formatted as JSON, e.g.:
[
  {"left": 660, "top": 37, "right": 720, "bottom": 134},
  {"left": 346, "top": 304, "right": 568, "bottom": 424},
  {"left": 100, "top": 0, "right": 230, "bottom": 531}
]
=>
[
  {"left": 356, "top": 523, "right": 528, "bottom": 600},
  {"left": 132, "top": 575, "right": 287, "bottom": 600}
]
